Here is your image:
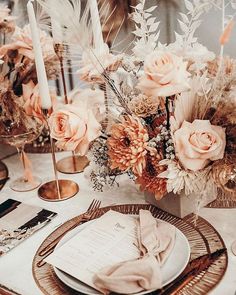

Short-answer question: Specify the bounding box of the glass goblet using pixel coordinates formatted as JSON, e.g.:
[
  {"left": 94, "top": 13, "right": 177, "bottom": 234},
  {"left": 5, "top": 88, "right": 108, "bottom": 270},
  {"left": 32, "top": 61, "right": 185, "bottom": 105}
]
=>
[{"left": 0, "top": 126, "right": 43, "bottom": 192}]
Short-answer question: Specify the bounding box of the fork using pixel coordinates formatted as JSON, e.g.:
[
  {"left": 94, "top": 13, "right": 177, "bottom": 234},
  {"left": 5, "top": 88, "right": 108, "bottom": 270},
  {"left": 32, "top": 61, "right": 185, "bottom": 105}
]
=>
[
  {"left": 37, "top": 199, "right": 101, "bottom": 267},
  {"left": 79, "top": 199, "right": 101, "bottom": 223},
  {"left": 52, "top": 199, "right": 101, "bottom": 230}
]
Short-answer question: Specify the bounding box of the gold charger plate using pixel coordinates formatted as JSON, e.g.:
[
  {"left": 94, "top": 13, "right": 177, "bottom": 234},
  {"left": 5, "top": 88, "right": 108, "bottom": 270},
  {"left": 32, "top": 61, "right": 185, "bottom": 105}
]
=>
[
  {"left": 32, "top": 204, "right": 227, "bottom": 295},
  {"left": 0, "top": 160, "right": 8, "bottom": 191}
]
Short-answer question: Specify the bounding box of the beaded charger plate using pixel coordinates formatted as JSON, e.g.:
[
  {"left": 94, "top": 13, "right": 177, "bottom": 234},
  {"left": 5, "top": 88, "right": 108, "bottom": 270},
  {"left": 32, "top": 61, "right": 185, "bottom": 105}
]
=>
[{"left": 32, "top": 204, "right": 227, "bottom": 295}]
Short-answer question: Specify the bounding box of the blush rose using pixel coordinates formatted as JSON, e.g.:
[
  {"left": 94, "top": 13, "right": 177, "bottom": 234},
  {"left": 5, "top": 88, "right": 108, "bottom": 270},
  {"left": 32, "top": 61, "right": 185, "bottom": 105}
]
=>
[
  {"left": 174, "top": 120, "right": 226, "bottom": 171},
  {"left": 138, "top": 50, "right": 190, "bottom": 97},
  {"left": 0, "top": 25, "right": 55, "bottom": 61},
  {"left": 48, "top": 104, "right": 101, "bottom": 155},
  {"left": 22, "top": 81, "right": 56, "bottom": 122}
]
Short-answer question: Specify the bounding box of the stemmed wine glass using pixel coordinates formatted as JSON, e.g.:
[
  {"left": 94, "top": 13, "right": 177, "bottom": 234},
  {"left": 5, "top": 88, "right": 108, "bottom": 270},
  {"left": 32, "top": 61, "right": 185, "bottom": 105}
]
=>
[{"left": 0, "top": 123, "right": 43, "bottom": 192}]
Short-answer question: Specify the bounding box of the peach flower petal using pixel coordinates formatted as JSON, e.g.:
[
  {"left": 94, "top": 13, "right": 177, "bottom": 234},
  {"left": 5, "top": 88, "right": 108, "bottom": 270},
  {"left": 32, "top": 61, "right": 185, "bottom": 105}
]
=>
[
  {"left": 49, "top": 103, "right": 101, "bottom": 155},
  {"left": 138, "top": 50, "right": 190, "bottom": 97},
  {"left": 174, "top": 120, "right": 226, "bottom": 171},
  {"left": 0, "top": 25, "right": 55, "bottom": 61}
]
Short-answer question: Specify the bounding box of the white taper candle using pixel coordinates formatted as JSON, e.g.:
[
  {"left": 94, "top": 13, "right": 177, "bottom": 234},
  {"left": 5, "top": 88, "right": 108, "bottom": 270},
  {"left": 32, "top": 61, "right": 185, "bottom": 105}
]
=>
[
  {"left": 27, "top": 0, "right": 52, "bottom": 109},
  {"left": 88, "top": 0, "right": 104, "bottom": 49}
]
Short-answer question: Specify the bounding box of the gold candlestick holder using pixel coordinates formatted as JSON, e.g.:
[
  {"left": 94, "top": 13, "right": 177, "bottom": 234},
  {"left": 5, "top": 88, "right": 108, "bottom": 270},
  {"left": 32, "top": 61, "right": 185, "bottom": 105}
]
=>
[
  {"left": 53, "top": 42, "right": 90, "bottom": 174},
  {"left": 56, "top": 152, "right": 90, "bottom": 174},
  {"left": 38, "top": 110, "right": 79, "bottom": 202}
]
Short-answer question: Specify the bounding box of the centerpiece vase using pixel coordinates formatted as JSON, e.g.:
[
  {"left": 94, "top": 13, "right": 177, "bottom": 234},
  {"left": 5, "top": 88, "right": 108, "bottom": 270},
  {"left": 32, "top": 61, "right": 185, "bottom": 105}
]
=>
[{"left": 145, "top": 191, "right": 217, "bottom": 218}]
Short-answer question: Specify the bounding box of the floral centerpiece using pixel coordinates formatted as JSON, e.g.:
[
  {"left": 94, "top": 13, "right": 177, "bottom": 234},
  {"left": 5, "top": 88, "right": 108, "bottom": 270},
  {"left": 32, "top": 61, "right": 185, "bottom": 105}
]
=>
[
  {"left": 73, "top": 0, "right": 236, "bottom": 212},
  {"left": 16, "top": 0, "right": 236, "bottom": 212}
]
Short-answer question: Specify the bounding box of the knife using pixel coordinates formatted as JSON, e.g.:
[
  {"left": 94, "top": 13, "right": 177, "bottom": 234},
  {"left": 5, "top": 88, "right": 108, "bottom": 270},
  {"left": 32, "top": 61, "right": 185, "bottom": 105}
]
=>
[{"left": 157, "top": 248, "right": 227, "bottom": 295}]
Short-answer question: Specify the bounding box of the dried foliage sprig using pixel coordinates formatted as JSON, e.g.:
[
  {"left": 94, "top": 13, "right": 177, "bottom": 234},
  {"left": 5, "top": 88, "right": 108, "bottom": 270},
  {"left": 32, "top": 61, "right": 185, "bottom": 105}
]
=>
[
  {"left": 88, "top": 137, "right": 119, "bottom": 192},
  {"left": 176, "top": 0, "right": 211, "bottom": 49},
  {"left": 131, "top": 2, "right": 159, "bottom": 59}
]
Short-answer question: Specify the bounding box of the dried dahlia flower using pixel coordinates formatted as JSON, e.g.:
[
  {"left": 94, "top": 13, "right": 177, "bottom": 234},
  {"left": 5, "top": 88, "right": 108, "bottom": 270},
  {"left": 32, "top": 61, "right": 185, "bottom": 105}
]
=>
[
  {"left": 107, "top": 115, "right": 149, "bottom": 175},
  {"left": 136, "top": 153, "right": 167, "bottom": 200},
  {"left": 129, "top": 94, "right": 160, "bottom": 118}
]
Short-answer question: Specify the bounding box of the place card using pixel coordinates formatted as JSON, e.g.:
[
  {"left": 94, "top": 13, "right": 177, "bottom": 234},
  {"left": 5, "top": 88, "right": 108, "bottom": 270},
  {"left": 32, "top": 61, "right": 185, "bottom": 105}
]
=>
[
  {"left": 46, "top": 210, "right": 140, "bottom": 290},
  {"left": 0, "top": 199, "right": 57, "bottom": 256}
]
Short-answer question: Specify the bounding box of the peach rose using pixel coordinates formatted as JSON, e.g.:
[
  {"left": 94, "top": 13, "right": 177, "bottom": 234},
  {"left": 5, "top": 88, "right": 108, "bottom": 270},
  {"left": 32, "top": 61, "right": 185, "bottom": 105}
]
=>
[
  {"left": 138, "top": 50, "right": 190, "bottom": 97},
  {"left": 22, "top": 81, "right": 43, "bottom": 121},
  {"left": 0, "top": 25, "right": 55, "bottom": 61},
  {"left": 48, "top": 104, "right": 101, "bottom": 155},
  {"left": 174, "top": 120, "right": 226, "bottom": 171},
  {"left": 22, "top": 81, "right": 56, "bottom": 122},
  {"left": 77, "top": 43, "right": 122, "bottom": 83}
]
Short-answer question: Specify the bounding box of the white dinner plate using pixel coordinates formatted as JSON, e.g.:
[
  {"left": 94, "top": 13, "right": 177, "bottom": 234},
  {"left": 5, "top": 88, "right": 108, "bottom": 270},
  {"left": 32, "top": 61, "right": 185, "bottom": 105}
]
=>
[{"left": 54, "top": 217, "right": 190, "bottom": 295}]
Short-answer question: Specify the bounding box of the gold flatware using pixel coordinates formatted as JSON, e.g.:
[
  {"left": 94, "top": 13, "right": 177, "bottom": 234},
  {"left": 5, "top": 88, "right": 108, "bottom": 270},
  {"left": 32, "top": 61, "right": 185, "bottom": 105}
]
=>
[
  {"left": 158, "top": 248, "right": 227, "bottom": 295},
  {"left": 39, "top": 199, "right": 101, "bottom": 256},
  {"left": 36, "top": 199, "right": 101, "bottom": 267}
]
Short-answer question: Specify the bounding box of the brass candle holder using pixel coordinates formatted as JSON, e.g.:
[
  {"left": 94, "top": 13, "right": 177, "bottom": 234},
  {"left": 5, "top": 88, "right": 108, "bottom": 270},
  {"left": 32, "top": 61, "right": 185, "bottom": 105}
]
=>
[
  {"left": 56, "top": 152, "right": 90, "bottom": 174},
  {"left": 53, "top": 43, "right": 90, "bottom": 174},
  {"left": 37, "top": 110, "right": 79, "bottom": 202}
]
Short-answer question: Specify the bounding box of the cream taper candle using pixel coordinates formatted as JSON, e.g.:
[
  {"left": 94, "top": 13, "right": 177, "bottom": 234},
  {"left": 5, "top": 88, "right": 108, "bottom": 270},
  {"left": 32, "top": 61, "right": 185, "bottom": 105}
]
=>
[
  {"left": 27, "top": 0, "right": 52, "bottom": 109},
  {"left": 88, "top": 0, "right": 104, "bottom": 49}
]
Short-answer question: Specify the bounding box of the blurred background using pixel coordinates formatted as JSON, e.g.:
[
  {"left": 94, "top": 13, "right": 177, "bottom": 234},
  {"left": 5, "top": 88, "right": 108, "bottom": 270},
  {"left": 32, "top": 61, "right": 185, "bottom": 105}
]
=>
[{"left": 5, "top": 0, "right": 236, "bottom": 55}]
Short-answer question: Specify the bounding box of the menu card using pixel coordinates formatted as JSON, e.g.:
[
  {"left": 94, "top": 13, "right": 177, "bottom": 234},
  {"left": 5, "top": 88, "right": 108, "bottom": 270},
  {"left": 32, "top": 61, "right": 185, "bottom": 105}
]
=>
[{"left": 46, "top": 210, "right": 140, "bottom": 290}]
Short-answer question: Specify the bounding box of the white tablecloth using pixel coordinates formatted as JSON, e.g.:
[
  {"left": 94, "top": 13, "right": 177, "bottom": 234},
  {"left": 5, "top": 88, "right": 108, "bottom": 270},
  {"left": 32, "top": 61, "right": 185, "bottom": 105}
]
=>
[{"left": 0, "top": 152, "right": 236, "bottom": 295}]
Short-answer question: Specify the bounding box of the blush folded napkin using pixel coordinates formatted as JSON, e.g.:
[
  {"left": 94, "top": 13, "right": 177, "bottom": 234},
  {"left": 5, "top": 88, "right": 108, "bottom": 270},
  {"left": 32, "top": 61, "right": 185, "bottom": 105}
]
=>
[{"left": 93, "top": 209, "right": 176, "bottom": 294}]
